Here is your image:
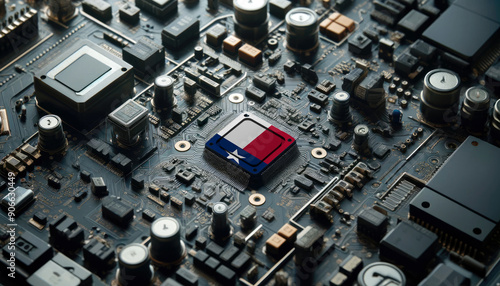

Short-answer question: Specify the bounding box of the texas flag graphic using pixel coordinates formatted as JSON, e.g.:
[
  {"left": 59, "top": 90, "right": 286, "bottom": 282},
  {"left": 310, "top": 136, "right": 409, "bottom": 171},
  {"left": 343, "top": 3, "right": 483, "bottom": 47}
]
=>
[{"left": 205, "top": 113, "right": 296, "bottom": 176}]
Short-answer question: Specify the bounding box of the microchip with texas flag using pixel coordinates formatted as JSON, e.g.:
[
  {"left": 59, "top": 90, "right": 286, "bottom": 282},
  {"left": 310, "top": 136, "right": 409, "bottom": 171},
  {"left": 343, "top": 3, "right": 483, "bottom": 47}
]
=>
[{"left": 205, "top": 112, "right": 298, "bottom": 187}]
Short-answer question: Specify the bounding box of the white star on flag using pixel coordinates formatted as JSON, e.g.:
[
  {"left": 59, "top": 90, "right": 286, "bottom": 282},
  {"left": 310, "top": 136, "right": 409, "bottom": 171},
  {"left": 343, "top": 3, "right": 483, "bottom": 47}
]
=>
[{"left": 226, "top": 149, "right": 245, "bottom": 164}]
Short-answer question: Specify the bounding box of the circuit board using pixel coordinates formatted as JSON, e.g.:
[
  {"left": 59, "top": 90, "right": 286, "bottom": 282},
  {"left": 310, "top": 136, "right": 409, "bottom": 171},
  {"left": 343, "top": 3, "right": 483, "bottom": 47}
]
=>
[{"left": 0, "top": 0, "right": 500, "bottom": 285}]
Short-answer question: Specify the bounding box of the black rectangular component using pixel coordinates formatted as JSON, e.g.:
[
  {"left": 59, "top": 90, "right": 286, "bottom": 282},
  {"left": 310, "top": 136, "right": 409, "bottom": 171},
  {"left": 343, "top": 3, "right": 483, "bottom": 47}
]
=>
[
  {"left": 230, "top": 252, "right": 251, "bottom": 272},
  {"left": 269, "top": 0, "right": 292, "bottom": 18},
  {"left": 162, "top": 15, "right": 199, "bottom": 50},
  {"left": 294, "top": 176, "right": 314, "bottom": 191},
  {"left": 245, "top": 86, "right": 266, "bottom": 103},
  {"left": 307, "top": 90, "right": 328, "bottom": 106},
  {"left": 357, "top": 208, "right": 388, "bottom": 240},
  {"left": 253, "top": 74, "right": 276, "bottom": 92},
  {"left": 102, "top": 197, "right": 134, "bottom": 226},
  {"left": 206, "top": 242, "right": 224, "bottom": 257},
  {"left": 119, "top": 5, "right": 141, "bottom": 24},
  {"left": 397, "top": 9, "right": 429, "bottom": 39},
  {"left": 380, "top": 221, "right": 438, "bottom": 269},
  {"left": 176, "top": 267, "right": 199, "bottom": 286},
  {"left": 136, "top": 0, "right": 177, "bottom": 18},
  {"left": 82, "top": 0, "right": 112, "bottom": 21},
  {"left": 216, "top": 265, "right": 237, "bottom": 285},
  {"left": 123, "top": 38, "right": 165, "bottom": 75},
  {"left": 1, "top": 187, "right": 34, "bottom": 214},
  {"left": 422, "top": 4, "right": 499, "bottom": 62}
]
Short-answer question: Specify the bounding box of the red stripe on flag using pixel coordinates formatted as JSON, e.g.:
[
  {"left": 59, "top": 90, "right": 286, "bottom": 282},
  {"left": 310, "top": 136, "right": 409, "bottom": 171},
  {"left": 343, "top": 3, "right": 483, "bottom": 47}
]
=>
[{"left": 243, "top": 129, "right": 283, "bottom": 161}]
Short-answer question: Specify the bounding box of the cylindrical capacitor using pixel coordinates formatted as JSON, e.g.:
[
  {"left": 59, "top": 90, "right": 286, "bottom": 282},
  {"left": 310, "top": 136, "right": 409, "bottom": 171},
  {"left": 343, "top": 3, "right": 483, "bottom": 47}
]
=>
[
  {"left": 194, "top": 46, "right": 204, "bottom": 60},
  {"left": 211, "top": 202, "right": 231, "bottom": 240},
  {"left": 461, "top": 86, "right": 490, "bottom": 133},
  {"left": 47, "top": 0, "right": 77, "bottom": 22},
  {"left": 233, "top": 0, "right": 269, "bottom": 40},
  {"left": 149, "top": 217, "right": 186, "bottom": 265},
  {"left": 390, "top": 109, "right": 403, "bottom": 126},
  {"left": 153, "top": 76, "right": 175, "bottom": 115},
  {"left": 353, "top": 124, "right": 370, "bottom": 153},
  {"left": 358, "top": 262, "right": 406, "bottom": 286},
  {"left": 491, "top": 99, "right": 500, "bottom": 145},
  {"left": 420, "top": 69, "right": 461, "bottom": 123},
  {"left": 285, "top": 8, "right": 319, "bottom": 52},
  {"left": 37, "top": 115, "right": 68, "bottom": 155},
  {"left": 117, "top": 243, "right": 154, "bottom": 286},
  {"left": 328, "top": 91, "right": 352, "bottom": 124}
]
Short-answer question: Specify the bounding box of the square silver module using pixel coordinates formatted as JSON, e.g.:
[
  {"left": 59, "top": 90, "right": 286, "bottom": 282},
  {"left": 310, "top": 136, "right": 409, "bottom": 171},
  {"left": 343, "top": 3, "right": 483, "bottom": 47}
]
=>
[
  {"left": 34, "top": 40, "right": 134, "bottom": 127},
  {"left": 108, "top": 99, "right": 149, "bottom": 146}
]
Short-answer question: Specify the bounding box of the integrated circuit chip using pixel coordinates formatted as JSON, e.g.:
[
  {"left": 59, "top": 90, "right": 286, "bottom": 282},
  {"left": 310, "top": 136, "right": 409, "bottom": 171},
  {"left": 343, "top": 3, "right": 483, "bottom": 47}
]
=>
[{"left": 204, "top": 113, "right": 298, "bottom": 187}]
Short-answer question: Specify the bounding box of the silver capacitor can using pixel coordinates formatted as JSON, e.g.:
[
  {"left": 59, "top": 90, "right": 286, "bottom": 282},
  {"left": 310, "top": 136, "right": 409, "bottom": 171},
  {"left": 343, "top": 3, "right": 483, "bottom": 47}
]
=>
[{"left": 285, "top": 8, "right": 319, "bottom": 53}]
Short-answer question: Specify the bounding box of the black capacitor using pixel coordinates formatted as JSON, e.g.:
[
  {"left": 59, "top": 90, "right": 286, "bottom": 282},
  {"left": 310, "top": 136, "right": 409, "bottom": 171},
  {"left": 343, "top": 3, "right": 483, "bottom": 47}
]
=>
[
  {"left": 233, "top": 0, "right": 269, "bottom": 39},
  {"left": 211, "top": 202, "right": 231, "bottom": 240},
  {"left": 37, "top": 114, "right": 68, "bottom": 155},
  {"left": 117, "top": 243, "right": 153, "bottom": 286},
  {"left": 285, "top": 8, "right": 319, "bottom": 52},
  {"left": 461, "top": 86, "right": 490, "bottom": 133},
  {"left": 194, "top": 46, "right": 204, "bottom": 60},
  {"left": 48, "top": 0, "right": 76, "bottom": 22},
  {"left": 0, "top": 0, "right": 5, "bottom": 19},
  {"left": 149, "top": 217, "right": 186, "bottom": 265},
  {"left": 353, "top": 124, "right": 370, "bottom": 152},
  {"left": 328, "top": 91, "right": 352, "bottom": 124},
  {"left": 490, "top": 99, "right": 500, "bottom": 144},
  {"left": 153, "top": 75, "right": 176, "bottom": 115}
]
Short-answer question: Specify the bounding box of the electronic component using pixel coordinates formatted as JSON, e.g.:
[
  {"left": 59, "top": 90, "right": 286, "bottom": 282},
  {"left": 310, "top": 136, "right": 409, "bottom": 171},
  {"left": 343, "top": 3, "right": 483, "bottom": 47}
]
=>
[
  {"left": 210, "top": 202, "right": 231, "bottom": 241},
  {"left": 91, "top": 177, "right": 108, "bottom": 196},
  {"left": 117, "top": 243, "right": 154, "bottom": 285},
  {"left": 108, "top": 99, "right": 149, "bottom": 146},
  {"left": 206, "top": 24, "right": 227, "bottom": 47},
  {"left": 348, "top": 34, "right": 372, "bottom": 55},
  {"left": 0, "top": 6, "right": 38, "bottom": 54},
  {"left": 135, "top": 0, "right": 177, "bottom": 18},
  {"left": 492, "top": 100, "right": 500, "bottom": 145},
  {"left": 394, "top": 53, "right": 419, "bottom": 76},
  {"left": 238, "top": 44, "right": 262, "bottom": 66},
  {"left": 410, "top": 136, "right": 500, "bottom": 244},
  {"left": 82, "top": 0, "right": 112, "bottom": 22},
  {"left": 102, "top": 197, "right": 134, "bottom": 226},
  {"left": 47, "top": 0, "right": 77, "bottom": 22},
  {"left": 285, "top": 8, "right": 319, "bottom": 52},
  {"left": 328, "top": 91, "right": 352, "bottom": 124},
  {"left": 461, "top": 86, "right": 490, "bottom": 133},
  {"left": 269, "top": 0, "right": 292, "bottom": 18},
  {"left": 154, "top": 75, "right": 176, "bottom": 115},
  {"left": 378, "top": 38, "right": 395, "bottom": 61},
  {"left": 352, "top": 124, "right": 370, "bottom": 153},
  {"left": 239, "top": 205, "right": 257, "bottom": 229},
  {"left": 37, "top": 115, "right": 68, "bottom": 155},
  {"left": 266, "top": 233, "right": 286, "bottom": 258},
  {"left": 233, "top": 0, "right": 269, "bottom": 40},
  {"left": 119, "top": 5, "right": 140, "bottom": 24},
  {"left": 150, "top": 217, "right": 186, "bottom": 265},
  {"left": 204, "top": 112, "right": 298, "bottom": 187},
  {"left": 422, "top": 3, "right": 499, "bottom": 63},
  {"left": 49, "top": 215, "right": 85, "bottom": 251},
  {"left": 223, "top": 36, "right": 243, "bottom": 54},
  {"left": 161, "top": 15, "right": 199, "bottom": 50},
  {"left": 27, "top": 253, "right": 92, "bottom": 286},
  {"left": 357, "top": 262, "right": 406, "bottom": 286},
  {"left": 1, "top": 186, "right": 34, "bottom": 214},
  {"left": 122, "top": 38, "right": 165, "bottom": 76},
  {"left": 357, "top": 208, "right": 388, "bottom": 241},
  {"left": 418, "top": 263, "right": 470, "bottom": 286},
  {"left": 397, "top": 9, "right": 429, "bottom": 39},
  {"left": 294, "top": 226, "right": 324, "bottom": 266},
  {"left": 380, "top": 221, "right": 438, "bottom": 271},
  {"left": 34, "top": 40, "right": 134, "bottom": 127},
  {"left": 83, "top": 239, "right": 116, "bottom": 270},
  {"left": 419, "top": 69, "right": 461, "bottom": 123}
]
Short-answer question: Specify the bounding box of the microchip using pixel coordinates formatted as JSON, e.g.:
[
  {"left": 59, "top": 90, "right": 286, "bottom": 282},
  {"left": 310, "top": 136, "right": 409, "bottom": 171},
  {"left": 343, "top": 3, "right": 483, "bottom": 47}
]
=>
[
  {"left": 422, "top": 4, "right": 499, "bottom": 62},
  {"left": 122, "top": 37, "right": 165, "bottom": 75},
  {"left": 34, "top": 40, "right": 134, "bottom": 127},
  {"left": 204, "top": 113, "right": 298, "bottom": 187}
]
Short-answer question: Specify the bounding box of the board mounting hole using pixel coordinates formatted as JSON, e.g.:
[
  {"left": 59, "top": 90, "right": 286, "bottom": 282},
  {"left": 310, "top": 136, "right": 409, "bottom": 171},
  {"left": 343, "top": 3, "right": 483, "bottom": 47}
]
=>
[
  {"left": 421, "top": 201, "right": 430, "bottom": 208},
  {"left": 287, "top": 138, "right": 292, "bottom": 142},
  {"left": 244, "top": 114, "right": 249, "bottom": 117},
  {"left": 254, "top": 197, "right": 260, "bottom": 202},
  {"left": 473, "top": 228, "right": 482, "bottom": 235},
  {"left": 41, "top": 75, "right": 46, "bottom": 79},
  {"left": 121, "top": 67, "right": 127, "bottom": 71},
  {"left": 471, "top": 141, "right": 478, "bottom": 146}
]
